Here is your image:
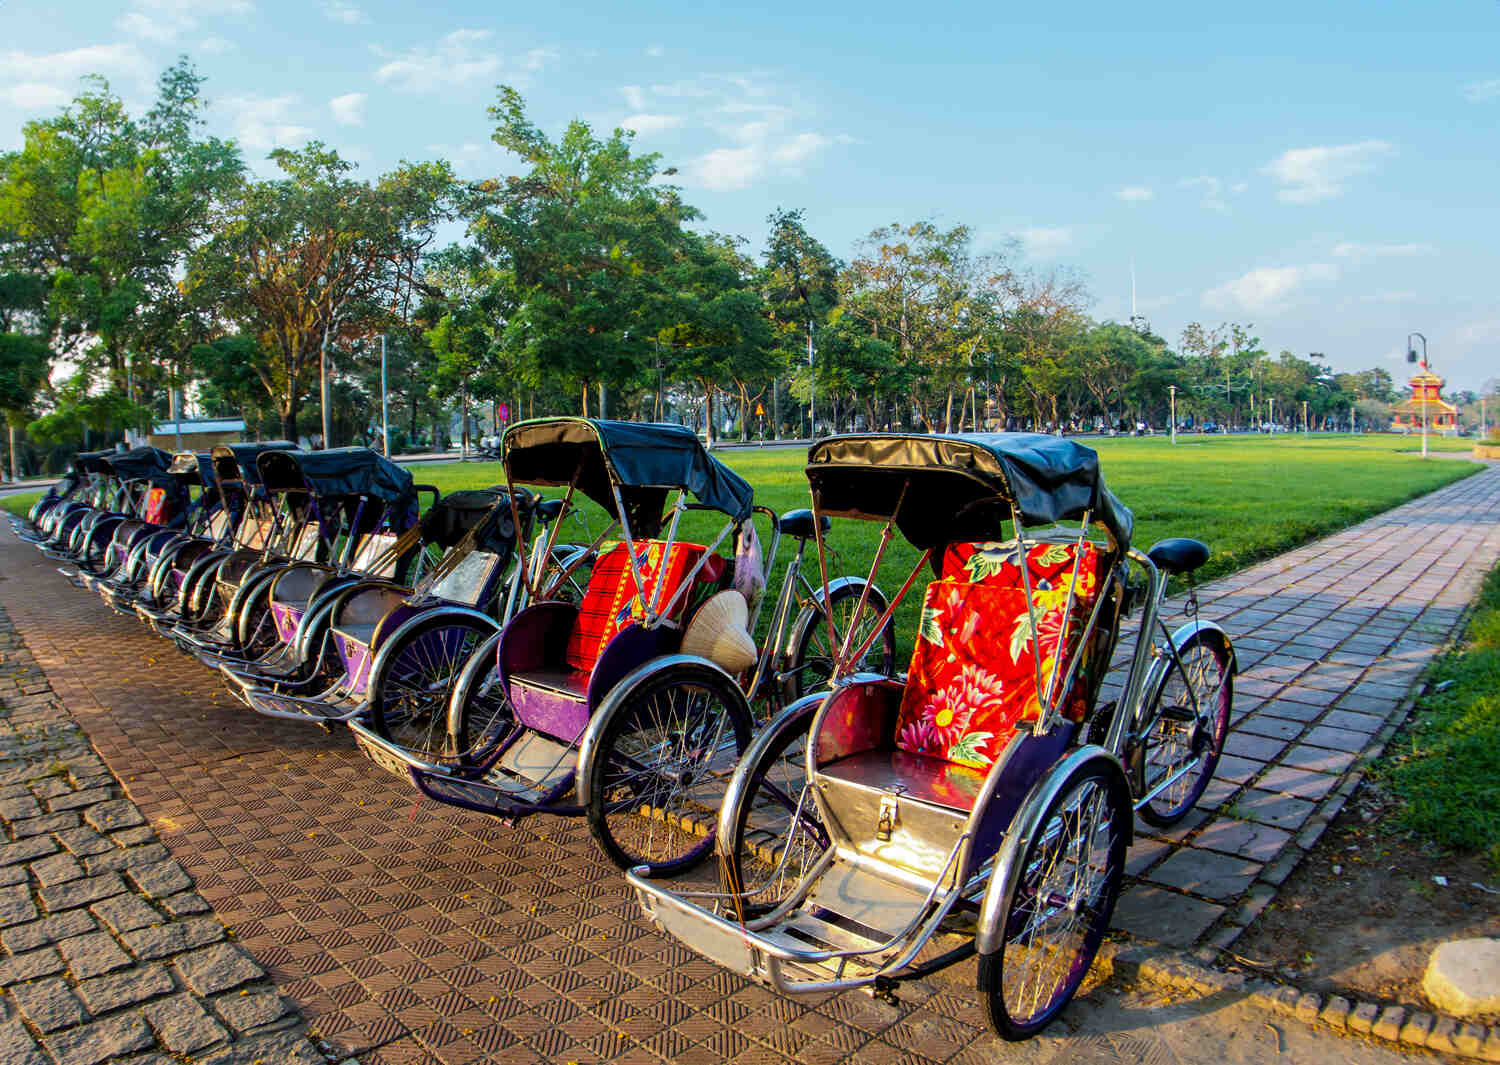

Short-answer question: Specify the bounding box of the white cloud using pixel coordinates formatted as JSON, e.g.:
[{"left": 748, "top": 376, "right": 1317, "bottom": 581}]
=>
[
  {"left": 1179, "top": 175, "right": 1228, "bottom": 211},
  {"left": 1262, "top": 140, "right": 1393, "bottom": 204},
  {"left": 322, "top": 0, "right": 365, "bottom": 23},
  {"left": 0, "top": 44, "right": 153, "bottom": 117},
  {"left": 1203, "top": 263, "right": 1339, "bottom": 313},
  {"left": 2, "top": 43, "right": 152, "bottom": 86},
  {"left": 375, "top": 30, "right": 499, "bottom": 91},
  {"left": 1463, "top": 78, "right": 1500, "bottom": 102},
  {"left": 1332, "top": 241, "right": 1436, "bottom": 262},
  {"left": 222, "top": 93, "right": 313, "bottom": 152},
  {"left": 199, "top": 36, "right": 235, "bottom": 54},
  {"left": 330, "top": 92, "right": 367, "bottom": 126},
  {"left": 1018, "top": 226, "right": 1075, "bottom": 259},
  {"left": 680, "top": 74, "right": 843, "bottom": 189},
  {"left": 0, "top": 83, "right": 72, "bottom": 110},
  {"left": 1115, "top": 185, "right": 1153, "bottom": 202},
  {"left": 622, "top": 84, "right": 646, "bottom": 111},
  {"left": 621, "top": 112, "right": 682, "bottom": 136},
  {"left": 115, "top": 0, "right": 254, "bottom": 42},
  {"left": 374, "top": 32, "right": 556, "bottom": 93}
]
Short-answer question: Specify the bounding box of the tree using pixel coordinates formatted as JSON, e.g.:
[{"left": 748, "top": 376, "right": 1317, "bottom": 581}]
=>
[
  {"left": 658, "top": 233, "right": 773, "bottom": 445},
  {"left": 0, "top": 60, "right": 242, "bottom": 425},
  {"left": 187, "top": 145, "right": 456, "bottom": 441},
  {"left": 473, "top": 87, "right": 700, "bottom": 416},
  {"left": 840, "top": 221, "right": 1008, "bottom": 431}
]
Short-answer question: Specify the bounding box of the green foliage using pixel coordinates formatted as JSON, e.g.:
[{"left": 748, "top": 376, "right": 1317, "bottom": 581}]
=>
[{"left": 1378, "top": 563, "right": 1500, "bottom": 870}]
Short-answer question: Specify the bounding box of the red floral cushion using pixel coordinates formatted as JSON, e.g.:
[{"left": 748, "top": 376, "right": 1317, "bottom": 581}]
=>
[
  {"left": 895, "top": 541, "right": 1101, "bottom": 769},
  {"left": 143, "top": 487, "right": 170, "bottom": 525},
  {"left": 564, "top": 540, "right": 707, "bottom": 673}
]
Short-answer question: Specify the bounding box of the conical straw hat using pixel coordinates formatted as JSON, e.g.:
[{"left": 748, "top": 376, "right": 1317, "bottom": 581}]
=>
[{"left": 681, "top": 590, "right": 758, "bottom": 673}]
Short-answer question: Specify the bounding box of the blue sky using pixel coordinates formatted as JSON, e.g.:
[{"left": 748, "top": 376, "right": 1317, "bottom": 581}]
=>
[{"left": 3, "top": 0, "right": 1498, "bottom": 390}]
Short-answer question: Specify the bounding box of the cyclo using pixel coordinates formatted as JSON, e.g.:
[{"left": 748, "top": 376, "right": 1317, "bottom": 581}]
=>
[
  {"left": 630, "top": 432, "right": 1236, "bottom": 1038},
  {"left": 351, "top": 417, "right": 894, "bottom": 876}
]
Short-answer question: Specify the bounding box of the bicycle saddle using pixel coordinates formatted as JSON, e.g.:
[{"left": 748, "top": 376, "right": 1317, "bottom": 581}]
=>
[
  {"left": 1146, "top": 537, "right": 1210, "bottom": 574},
  {"left": 534, "top": 498, "right": 565, "bottom": 523},
  {"left": 778, "top": 508, "right": 832, "bottom": 540}
]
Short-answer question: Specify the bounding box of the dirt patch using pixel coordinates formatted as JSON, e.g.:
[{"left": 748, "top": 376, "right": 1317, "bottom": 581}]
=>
[{"left": 1233, "top": 778, "right": 1500, "bottom": 1021}]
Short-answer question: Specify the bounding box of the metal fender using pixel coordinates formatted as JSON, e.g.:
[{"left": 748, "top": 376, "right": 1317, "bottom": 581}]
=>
[
  {"left": 713, "top": 691, "right": 829, "bottom": 851},
  {"left": 779, "top": 577, "right": 889, "bottom": 699},
  {"left": 362, "top": 607, "right": 500, "bottom": 710},
  {"left": 444, "top": 630, "right": 504, "bottom": 740},
  {"left": 231, "top": 568, "right": 286, "bottom": 645},
  {"left": 576, "top": 654, "right": 754, "bottom": 803},
  {"left": 973, "top": 744, "right": 1132, "bottom": 966},
  {"left": 1138, "top": 619, "right": 1239, "bottom": 709}
]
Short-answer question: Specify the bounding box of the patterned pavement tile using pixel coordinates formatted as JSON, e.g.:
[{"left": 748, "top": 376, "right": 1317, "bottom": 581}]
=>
[{"left": 4, "top": 463, "right": 1499, "bottom": 1063}]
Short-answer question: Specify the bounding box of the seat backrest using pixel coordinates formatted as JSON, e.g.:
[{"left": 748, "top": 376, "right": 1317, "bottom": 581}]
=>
[
  {"left": 143, "top": 486, "right": 170, "bottom": 525},
  {"left": 351, "top": 532, "right": 400, "bottom": 577},
  {"left": 564, "top": 540, "right": 707, "bottom": 674},
  {"left": 893, "top": 540, "right": 1101, "bottom": 770}
]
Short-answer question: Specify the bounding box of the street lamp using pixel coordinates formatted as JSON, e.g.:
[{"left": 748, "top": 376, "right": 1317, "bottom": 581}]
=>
[
  {"left": 1408, "top": 332, "right": 1429, "bottom": 459},
  {"left": 1169, "top": 385, "right": 1177, "bottom": 444}
]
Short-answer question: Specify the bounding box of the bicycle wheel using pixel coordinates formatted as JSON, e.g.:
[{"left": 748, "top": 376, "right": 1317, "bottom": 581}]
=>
[
  {"left": 367, "top": 614, "right": 498, "bottom": 760},
  {"left": 985, "top": 759, "right": 1129, "bottom": 1040},
  {"left": 788, "top": 582, "right": 896, "bottom": 699},
  {"left": 1132, "top": 628, "right": 1234, "bottom": 827},
  {"left": 444, "top": 631, "right": 512, "bottom": 766},
  {"left": 721, "top": 703, "right": 829, "bottom": 910},
  {"left": 586, "top": 666, "right": 752, "bottom": 875}
]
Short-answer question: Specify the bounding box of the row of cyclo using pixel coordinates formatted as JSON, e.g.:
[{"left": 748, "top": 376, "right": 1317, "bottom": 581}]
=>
[{"left": 12, "top": 419, "right": 1237, "bottom": 1040}]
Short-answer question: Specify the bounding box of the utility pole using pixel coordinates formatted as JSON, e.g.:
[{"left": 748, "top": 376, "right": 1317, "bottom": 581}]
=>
[
  {"left": 807, "top": 319, "right": 816, "bottom": 440},
  {"left": 380, "top": 334, "right": 389, "bottom": 456},
  {"left": 319, "top": 322, "right": 331, "bottom": 449},
  {"left": 1409, "top": 332, "right": 1429, "bottom": 459}
]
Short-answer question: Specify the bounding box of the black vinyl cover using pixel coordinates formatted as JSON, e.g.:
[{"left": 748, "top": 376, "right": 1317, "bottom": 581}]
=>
[
  {"left": 256, "top": 447, "right": 416, "bottom": 508},
  {"left": 209, "top": 442, "right": 297, "bottom": 487},
  {"left": 70, "top": 449, "right": 117, "bottom": 476},
  {"left": 806, "top": 432, "right": 1133, "bottom": 550},
  {"left": 419, "top": 488, "right": 524, "bottom": 554},
  {"left": 503, "top": 418, "right": 753, "bottom": 522},
  {"left": 101, "top": 446, "right": 173, "bottom": 482}
]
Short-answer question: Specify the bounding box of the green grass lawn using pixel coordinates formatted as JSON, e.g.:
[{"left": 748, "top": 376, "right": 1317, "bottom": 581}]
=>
[
  {"left": 7, "top": 434, "right": 1481, "bottom": 653},
  {"left": 400, "top": 432, "right": 1481, "bottom": 649},
  {"left": 1377, "top": 561, "right": 1500, "bottom": 871}
]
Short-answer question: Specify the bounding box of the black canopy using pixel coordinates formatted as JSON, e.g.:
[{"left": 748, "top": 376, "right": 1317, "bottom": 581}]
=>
[
  {"left": 210, "top": 442, "right": 297, "bottom": 487},
  {"left": 71, "top": 449, "right": 118, "bottom": 476},
  {"left": 504, "top": 418, "right": 753, "bottom": 524},
  {"left": 100, "top": 446, "right": 173, "bottom": 482},
  {"left": 806, "top": 432, "right": 1133, "bottom": 550},
  {"left": 256, "top": 447, "right": 415, "bottom": 508}
]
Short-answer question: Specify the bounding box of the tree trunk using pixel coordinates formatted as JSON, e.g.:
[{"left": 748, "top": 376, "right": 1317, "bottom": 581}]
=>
[{"left": 704, "top": 383, "right": 716, "bottom": 448}]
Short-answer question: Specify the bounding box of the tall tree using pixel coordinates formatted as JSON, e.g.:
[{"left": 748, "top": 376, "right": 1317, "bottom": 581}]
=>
[
  {"left": 472, "top": 87, "right": 700, "bottom": 416},
  {"left": 187, "top": 145, "right": 455, "bottom": 440},
  {"left": 0, "top": 61, "right": 242, "bottom": 415}
]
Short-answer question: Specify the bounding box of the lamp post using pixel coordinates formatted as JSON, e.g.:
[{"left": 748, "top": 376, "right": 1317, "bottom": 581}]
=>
[
  {"left": 1408, "top": 332, "right": 1429, "bottom": 459},
  {"left": 319, "top": 322, "right": 331, "bottom": 449},
  {"left": 380, "top": 333, "right": 389, "bottom": 456},
  {"left": 1169, "top": 385, "right": 1177, "bottom": 444},
  {"left": 807, "top": 319, "right": 816, "bottom": 440}
]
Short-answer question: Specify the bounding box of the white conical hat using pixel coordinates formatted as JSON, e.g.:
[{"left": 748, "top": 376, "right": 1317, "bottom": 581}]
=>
[{"left": 681, "top": 590, "right": 758, "bottom": 673}]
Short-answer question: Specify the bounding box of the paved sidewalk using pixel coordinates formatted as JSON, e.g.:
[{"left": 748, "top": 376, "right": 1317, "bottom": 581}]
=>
[
  {"left": 0, "top": 605, "right": 325, "bottom": 1064},
  {"left": 0, "top": 463, "right": 1496, "bottom": 1063}
]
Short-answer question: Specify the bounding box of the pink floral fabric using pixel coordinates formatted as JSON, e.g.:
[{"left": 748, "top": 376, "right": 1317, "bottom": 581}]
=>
[{"left": 894, "top": 540, "right": 1102, "bottom": 769}]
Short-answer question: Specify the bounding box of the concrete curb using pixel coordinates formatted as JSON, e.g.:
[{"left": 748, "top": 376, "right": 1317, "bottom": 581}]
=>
[{"left": 1113, "top": 944, "right": 1500, "bottom": 1061}]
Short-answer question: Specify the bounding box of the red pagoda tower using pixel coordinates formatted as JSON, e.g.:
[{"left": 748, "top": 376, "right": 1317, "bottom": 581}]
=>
[{"left": 1390, "top": 365, "right": 1458, "bottom": 432}]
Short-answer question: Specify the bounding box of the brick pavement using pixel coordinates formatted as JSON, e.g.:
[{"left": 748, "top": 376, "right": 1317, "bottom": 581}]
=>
[
  {"left": 0, "top": 604, "right": 325, "bottom": 1065},
  {"left": 1, "top": 462, "right": 1497, "bottom": 1064}
]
